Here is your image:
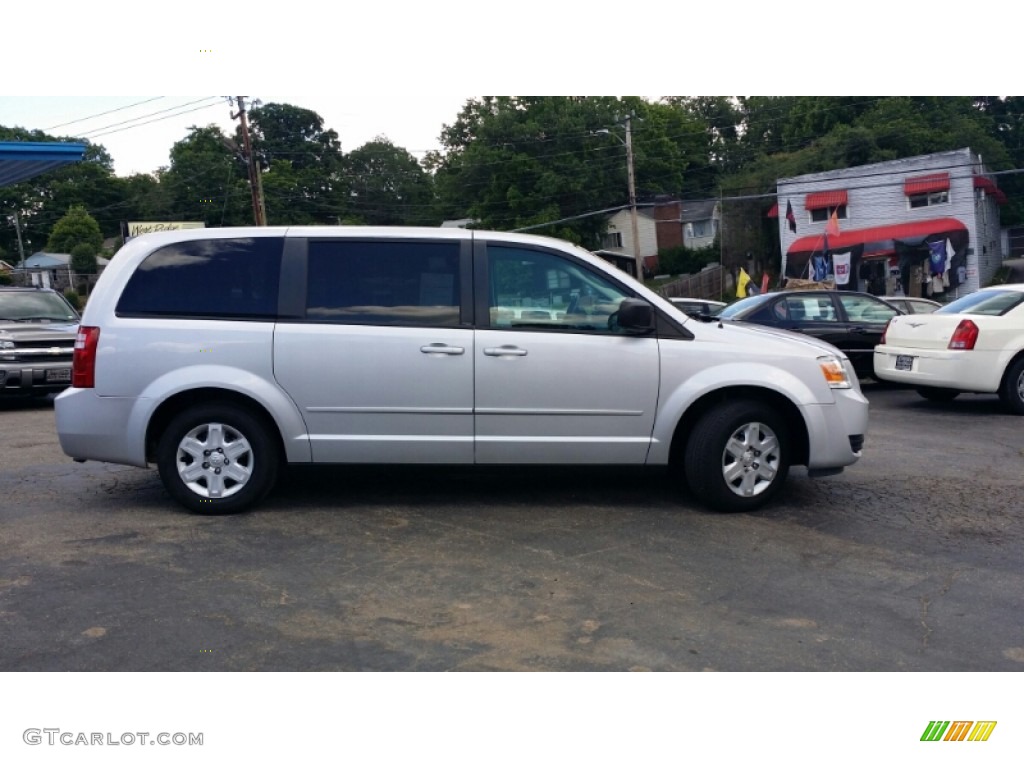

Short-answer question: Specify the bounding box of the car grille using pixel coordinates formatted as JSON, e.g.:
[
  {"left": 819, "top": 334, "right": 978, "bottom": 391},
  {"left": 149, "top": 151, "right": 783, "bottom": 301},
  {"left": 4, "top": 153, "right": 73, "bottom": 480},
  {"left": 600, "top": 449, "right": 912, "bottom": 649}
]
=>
[{"left": 1, "top": 337, "right": 75, "bottom": 363}]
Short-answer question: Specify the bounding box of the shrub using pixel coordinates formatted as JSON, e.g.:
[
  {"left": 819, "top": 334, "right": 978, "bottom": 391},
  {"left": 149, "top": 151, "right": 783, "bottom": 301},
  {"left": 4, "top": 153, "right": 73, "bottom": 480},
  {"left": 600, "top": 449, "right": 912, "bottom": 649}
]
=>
[
  {"left": 657, "top": 243, "right": 719, "bottom": 276},
  {"left": 63, "top": 289, "right": 82, "bottom": 310}
]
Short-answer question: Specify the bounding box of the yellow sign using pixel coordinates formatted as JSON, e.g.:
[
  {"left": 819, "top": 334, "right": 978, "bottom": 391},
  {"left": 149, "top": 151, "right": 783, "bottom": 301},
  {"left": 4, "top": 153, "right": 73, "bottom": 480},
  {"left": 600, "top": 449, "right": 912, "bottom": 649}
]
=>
[{"left": 127, "top": 222, "right": 205, "bottom": 237}]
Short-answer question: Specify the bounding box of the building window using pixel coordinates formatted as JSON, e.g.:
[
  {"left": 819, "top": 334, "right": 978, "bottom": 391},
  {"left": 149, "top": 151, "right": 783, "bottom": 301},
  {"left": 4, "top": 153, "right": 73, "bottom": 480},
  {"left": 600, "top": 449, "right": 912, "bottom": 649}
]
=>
[
  {"left": 810, "top": 205, "right": 847, "bottom": 223},
  {"left": 602, "top": 232, "right": 623, "bottom": 249},
  {"left": 908, "top": 191, "right": 949, "bottom": 209},
  {"left": 692, "top": 220, "right": 710, "bottom": 238}
]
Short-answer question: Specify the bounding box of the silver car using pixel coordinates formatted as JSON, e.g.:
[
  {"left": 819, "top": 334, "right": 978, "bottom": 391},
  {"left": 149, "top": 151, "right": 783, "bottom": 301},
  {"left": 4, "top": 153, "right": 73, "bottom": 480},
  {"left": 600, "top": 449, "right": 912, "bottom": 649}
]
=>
[
  {"left": 56, "top": 227, "right": 868, "bottom": 515},
  {"left": 0, "top": 287, "right": 80, "bottom": 398}
]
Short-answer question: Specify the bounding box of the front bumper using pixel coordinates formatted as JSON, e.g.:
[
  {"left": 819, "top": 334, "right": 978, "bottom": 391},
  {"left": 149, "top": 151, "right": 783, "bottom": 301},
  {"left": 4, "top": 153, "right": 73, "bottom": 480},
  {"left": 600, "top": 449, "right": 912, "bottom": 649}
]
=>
[{"left": 0, "top": 362, "right": 73, "bottom": 396}]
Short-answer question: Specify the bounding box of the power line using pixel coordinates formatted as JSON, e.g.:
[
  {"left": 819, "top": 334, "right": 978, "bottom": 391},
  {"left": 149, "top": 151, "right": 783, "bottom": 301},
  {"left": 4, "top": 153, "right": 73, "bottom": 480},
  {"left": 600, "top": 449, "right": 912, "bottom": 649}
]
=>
[
  {"left": 44, "top": 97, "right": 166, "bottom": 131},
  {"left": 78, "top": 97, "right": 226, "bottom": 139}
]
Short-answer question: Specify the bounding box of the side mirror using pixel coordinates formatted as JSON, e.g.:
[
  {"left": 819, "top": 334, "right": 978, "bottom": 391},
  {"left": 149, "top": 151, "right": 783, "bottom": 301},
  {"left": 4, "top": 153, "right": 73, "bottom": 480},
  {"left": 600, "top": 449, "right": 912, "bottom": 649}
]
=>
[{"left": 617, "top": 298, "right": 655, "bottom": 332}]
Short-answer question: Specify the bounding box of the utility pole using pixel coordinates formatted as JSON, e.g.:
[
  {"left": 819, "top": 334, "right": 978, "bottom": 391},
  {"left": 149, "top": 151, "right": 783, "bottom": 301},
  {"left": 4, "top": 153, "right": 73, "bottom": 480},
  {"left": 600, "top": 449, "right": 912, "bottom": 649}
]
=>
[
  {"left": 231, "top": 97, "right": 266, "bottom": 226},
  {"left": 12, "top": 211, "right": 27, "bottom": 267},
  {"left": 623, "top": 112, "right": 642, "bottom": 280}
]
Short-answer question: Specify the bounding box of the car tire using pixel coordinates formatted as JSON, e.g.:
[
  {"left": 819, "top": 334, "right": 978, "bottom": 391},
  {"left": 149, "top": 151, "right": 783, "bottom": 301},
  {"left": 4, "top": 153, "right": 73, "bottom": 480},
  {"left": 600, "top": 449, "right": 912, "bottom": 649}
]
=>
[
  {"left": 998, "top": 357, "right": 1024, "bottom": 415},
  {"left": 916, "top": 387, "right": 959, "bottom": 402},
  {"left": 683, "top": 400, "right": 790, "bottom": 513},
  {"left": 156, "top": 403, "right": 279, "bottom": 515}
]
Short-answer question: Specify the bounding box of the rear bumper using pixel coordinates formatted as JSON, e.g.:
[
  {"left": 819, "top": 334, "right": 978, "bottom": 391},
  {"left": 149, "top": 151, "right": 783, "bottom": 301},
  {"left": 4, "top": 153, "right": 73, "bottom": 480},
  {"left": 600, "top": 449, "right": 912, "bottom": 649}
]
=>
[
  {"left": 873, "top": 346, "right": 1000, "bottom": 392},
  {"left": 55, "top": 388, "right": 149, "bottom": 467}
]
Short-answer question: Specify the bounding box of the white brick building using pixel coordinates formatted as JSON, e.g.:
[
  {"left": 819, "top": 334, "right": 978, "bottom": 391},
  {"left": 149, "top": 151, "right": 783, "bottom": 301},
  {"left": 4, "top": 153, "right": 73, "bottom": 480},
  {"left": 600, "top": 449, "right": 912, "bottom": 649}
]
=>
[{"left": 775, "top": 148, "right": 1005, "bottom": 299}]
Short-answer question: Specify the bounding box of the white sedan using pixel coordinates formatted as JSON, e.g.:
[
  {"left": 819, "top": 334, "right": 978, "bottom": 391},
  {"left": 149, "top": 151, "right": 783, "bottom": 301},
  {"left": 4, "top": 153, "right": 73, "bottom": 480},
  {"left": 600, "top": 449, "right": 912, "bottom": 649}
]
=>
[{"left": 873, "top": 284, "right": 1024, "bottom": 413}]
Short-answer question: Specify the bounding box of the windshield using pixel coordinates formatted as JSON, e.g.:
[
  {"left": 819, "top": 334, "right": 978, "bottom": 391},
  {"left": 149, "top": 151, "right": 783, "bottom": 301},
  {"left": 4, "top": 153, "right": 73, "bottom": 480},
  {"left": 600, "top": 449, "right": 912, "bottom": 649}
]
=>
[
  {"left": 0, "top": 291, "right": 80, "bottom": 322},
  {"left": 937, "top": 290, "right": 1024, "bottom": 317},
  {"left": 719, "top": 294, "right": 771, "bottom": 318}
]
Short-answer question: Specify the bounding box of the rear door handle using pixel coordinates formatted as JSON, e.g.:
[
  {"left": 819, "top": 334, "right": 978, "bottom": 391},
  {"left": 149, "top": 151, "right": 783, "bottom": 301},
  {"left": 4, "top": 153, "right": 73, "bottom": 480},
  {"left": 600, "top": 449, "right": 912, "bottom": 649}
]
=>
[
  {"left": 483, "top": 345, "right": 528, "bottom": 357},
  {"left": 420, "top": 343, "right": 465, "bottom": 355}
]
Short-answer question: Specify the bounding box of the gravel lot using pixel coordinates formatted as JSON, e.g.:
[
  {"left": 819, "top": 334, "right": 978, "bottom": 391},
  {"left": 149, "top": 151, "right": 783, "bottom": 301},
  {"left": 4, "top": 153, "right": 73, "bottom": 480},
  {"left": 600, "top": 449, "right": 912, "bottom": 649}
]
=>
[{"left": 1, "top": 384, "right": 1022, "bottom": 671}]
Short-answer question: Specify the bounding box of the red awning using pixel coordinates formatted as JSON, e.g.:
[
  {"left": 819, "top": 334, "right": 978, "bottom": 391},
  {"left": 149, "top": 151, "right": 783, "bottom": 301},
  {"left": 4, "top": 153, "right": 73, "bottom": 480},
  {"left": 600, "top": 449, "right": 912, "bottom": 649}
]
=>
[
  {"left": 786, "top": 217, "right": 967, "bottom": 255},
  {"left": 974, "top": 175, "right": 1007, "bottom": 204},
  {"left": 766, "top": 202, "right": 778, "bottom": 218},
  {"left": 804, "top": 190, "right": 848, "bottom": 210},
  {"left": 904, "top": 173, "right": 950, "bottom": 195}
]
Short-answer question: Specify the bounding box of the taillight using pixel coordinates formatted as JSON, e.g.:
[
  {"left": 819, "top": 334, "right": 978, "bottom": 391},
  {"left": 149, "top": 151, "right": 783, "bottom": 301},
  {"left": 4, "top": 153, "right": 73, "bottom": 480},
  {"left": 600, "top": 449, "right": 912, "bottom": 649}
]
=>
[
  {"left": 880, "top": 318, "right": 892, "bottom": 345},
  {"left": 72, "top": 326, "right": 100, "bottom": 388},
  {"left": 948, "top": 319, "right": 978, "bottom": 350}
]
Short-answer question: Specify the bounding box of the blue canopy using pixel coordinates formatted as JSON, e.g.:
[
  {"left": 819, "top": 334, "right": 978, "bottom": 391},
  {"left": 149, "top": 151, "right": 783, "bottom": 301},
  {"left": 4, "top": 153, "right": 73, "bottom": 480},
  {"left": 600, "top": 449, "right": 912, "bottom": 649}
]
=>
[{"left": 0, "top": 141, "right": 87, "bottom": 187}]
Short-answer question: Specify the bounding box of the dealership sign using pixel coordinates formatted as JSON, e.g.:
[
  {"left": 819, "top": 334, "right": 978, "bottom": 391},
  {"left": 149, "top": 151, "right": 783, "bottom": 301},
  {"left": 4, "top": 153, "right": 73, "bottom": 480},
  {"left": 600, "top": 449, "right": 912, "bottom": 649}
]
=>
[{"left": 124, "top": 221, "right": 205, "bottom": 239}]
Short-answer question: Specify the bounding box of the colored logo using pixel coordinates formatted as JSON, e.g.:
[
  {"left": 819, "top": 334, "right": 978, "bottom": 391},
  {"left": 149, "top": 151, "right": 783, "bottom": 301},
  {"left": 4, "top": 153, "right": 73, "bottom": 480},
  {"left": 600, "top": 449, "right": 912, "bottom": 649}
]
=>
[{"left": 921, "top": 721, "right": 997, "bottom": 742}]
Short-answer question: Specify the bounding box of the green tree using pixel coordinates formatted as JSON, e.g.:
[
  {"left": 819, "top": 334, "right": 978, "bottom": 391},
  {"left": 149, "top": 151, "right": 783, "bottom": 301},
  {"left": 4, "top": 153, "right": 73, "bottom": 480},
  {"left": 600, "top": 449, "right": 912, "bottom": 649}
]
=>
[
  {"left": 246, "top": 102, "right": 349, "bottom": 224},
  {"left": 346, "top": 138, "right": 435, "bottom": 225},
  {"left": 0, "top": 126, "right": 123, "bottom": 255},
  {"left": 160, "top": 125, "right": 251, "bottom": 225},
  {"left": 46, "top": 205, "right": 103, "bottom": 255},
  {"left": 431, "top": 96, "right": 710, "bottom": 247},
  {"left": 69, "top": 242, "right": 98, "bottom": 274}
]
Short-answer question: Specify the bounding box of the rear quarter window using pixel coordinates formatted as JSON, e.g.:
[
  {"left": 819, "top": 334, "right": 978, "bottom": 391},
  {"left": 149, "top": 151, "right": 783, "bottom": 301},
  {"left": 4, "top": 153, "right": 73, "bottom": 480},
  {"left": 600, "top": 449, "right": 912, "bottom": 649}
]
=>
[{"left": 116, "top": 238, "right": 283, "bottom": 319}]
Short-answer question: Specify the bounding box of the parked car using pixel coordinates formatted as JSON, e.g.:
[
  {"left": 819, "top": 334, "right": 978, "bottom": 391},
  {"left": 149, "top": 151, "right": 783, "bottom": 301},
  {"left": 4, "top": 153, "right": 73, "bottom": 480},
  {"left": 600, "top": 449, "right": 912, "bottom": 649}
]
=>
[
  {"left": 882, "top": 296, "right": 942, "bottom": 314},
  {"left": 669, "top": 297, "right": 728, "bottom": 317},
  {"left": 873, "top": 284, "right": 1024, "bottom": 412},
  {"left": 0, "top": 286, "right": 80, "bottom": 398},
  {"left": 718, "top": 289, "right": 901, "bottom": 378},
  {"left": 55, "top": 227, "right": 869, "bottom": 515}
]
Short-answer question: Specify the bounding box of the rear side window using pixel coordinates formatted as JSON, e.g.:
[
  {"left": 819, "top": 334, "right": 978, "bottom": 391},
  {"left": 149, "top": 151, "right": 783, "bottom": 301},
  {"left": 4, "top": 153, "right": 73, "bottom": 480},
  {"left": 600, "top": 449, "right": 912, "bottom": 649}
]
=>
[
  {"left": 305, "top": 240, "right": 460, "bottom": 326},
  {"left": 939, "top": 289, "right": 1024, "bottom": 316},
  {"left": 117, "top": 238, "right": 283, "bottom": 319}
]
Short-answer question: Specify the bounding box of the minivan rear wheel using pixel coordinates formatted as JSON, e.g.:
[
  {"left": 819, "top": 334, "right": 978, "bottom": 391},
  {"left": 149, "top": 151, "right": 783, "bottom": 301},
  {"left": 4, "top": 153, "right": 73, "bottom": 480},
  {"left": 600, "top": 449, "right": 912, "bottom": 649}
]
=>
[
  {"left": 156, "top": 403, "right": 279, "bottom": 515},
  {"left": 683, "top": 400, "right": 790, "bottom": 513}
]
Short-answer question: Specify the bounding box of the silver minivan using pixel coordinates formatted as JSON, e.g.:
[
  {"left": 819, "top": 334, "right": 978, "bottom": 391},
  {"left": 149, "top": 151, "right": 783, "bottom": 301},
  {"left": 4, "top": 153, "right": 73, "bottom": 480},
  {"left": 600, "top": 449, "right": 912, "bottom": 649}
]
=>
[{"left": 56, "top": 227, "right": 869, "bottom": 514}]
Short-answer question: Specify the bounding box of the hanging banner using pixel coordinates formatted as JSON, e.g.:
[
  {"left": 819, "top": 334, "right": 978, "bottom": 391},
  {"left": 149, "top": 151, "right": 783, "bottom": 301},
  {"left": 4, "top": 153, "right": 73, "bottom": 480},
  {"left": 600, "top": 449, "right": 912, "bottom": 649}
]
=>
[{"left": 833, "top": 252, "right": 852, "bottom": 285}]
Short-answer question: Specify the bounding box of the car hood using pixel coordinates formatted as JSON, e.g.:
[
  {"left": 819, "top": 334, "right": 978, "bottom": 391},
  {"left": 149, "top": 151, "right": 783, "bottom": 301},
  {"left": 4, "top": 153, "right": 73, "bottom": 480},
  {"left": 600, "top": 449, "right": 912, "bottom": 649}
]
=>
[
  {"left": 703, "top": 318, "right": 847, "bottom": 359},
  {"left": 0, "top": 320, "right": 79, "bottom": 336}
]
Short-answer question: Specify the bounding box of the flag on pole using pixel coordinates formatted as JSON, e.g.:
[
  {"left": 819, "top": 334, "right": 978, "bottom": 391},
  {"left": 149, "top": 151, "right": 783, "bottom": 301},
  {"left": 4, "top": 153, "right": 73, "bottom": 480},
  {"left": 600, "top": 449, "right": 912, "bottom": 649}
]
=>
[
  {"left": 826, "top": 209, "right": 841, "bottom": 237},
  {"left": 736, "top": 267, "right": 752, "bottom": 298},
  {"left": 785, "top": 200, "right": 797, "bottom": 233}
]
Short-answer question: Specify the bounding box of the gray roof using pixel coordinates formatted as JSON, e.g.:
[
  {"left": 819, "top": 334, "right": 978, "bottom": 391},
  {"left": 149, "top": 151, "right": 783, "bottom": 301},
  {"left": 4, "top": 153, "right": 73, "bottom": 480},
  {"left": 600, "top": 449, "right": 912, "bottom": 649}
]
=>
[
  {"left": 23, "top": 252, "right": 110, "bottom": 268},
  {"left": 678, "top": 200, "right": 718, "bottom": 223}
]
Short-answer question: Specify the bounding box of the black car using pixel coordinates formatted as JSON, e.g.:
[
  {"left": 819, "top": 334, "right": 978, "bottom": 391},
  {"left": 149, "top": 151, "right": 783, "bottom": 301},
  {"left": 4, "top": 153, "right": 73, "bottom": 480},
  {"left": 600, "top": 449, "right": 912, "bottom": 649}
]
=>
[{"left": 718, "top": 290, "right": 901, "bottom": 378}]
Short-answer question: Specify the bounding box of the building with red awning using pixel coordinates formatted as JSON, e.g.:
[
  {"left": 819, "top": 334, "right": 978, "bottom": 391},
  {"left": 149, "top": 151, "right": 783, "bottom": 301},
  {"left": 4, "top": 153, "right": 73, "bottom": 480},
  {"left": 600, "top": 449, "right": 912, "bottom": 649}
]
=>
[{"left": 775, "top": 148, "right": 1004, "bottom": 299}]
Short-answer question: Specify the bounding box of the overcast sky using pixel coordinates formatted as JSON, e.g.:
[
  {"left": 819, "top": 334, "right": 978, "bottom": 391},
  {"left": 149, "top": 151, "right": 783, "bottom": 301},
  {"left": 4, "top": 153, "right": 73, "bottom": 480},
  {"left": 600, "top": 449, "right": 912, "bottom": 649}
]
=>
[
  {"left": 0, "top": 94, "right": 472, "bottom": 177},
  {"left": 5, "top": 4, "right": 1005, "bottom": 180}
]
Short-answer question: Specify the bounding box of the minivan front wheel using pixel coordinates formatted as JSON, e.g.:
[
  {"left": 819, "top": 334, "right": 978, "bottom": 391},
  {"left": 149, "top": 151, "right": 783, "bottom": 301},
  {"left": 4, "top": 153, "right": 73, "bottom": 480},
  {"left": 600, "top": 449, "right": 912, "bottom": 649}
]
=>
[
  {"left": 157, "top": 403, "right": 279, "bottom": 515},
  {"left": 683, "top": 401, "right": 790, "bottom": 513}
]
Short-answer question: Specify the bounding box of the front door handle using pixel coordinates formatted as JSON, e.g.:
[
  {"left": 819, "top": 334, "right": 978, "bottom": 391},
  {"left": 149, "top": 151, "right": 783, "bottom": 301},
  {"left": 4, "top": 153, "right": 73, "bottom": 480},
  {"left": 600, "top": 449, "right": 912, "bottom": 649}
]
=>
[
  {"left": 420, "top": 343, "right": 465, "bottom": 355},
  {"left": 483, "top": 345, "right": 528, "bottom": 357}
]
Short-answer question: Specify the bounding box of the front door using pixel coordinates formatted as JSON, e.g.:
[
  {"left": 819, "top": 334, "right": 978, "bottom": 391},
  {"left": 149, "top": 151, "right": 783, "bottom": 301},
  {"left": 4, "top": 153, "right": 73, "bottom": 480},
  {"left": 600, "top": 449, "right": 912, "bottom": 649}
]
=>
[{"left": 473, "top": 242, "right": 660, "bottom": 464}]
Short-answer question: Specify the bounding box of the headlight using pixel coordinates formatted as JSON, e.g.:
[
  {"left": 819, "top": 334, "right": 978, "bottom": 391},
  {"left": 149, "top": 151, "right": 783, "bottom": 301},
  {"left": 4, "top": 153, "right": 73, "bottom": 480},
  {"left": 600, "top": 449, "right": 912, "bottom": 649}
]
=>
[{"left": 818, "top": 354, "right": 852, "bottom": 389}]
